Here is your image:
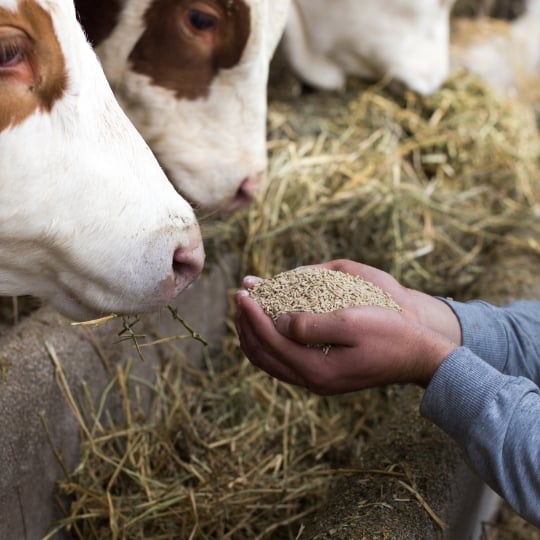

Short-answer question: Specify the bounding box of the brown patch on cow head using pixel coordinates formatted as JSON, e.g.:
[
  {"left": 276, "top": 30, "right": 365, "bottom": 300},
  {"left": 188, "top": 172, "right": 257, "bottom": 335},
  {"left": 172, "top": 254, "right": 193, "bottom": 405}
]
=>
[
  {"left": 128, "top": 0, "right": 251, "bottom": 100},
  {"left": 74, "top": 0, "right": 123, "bottom": 48},
  {"left": 0, "top": 0, "right": 67, "bottom": 132}
]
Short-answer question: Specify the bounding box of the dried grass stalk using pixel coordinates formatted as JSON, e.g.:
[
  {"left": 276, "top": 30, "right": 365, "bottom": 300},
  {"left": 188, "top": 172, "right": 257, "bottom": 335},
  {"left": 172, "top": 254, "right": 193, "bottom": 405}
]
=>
[{"left": 45, "top": 348, "right": 382, "bottom": 539}]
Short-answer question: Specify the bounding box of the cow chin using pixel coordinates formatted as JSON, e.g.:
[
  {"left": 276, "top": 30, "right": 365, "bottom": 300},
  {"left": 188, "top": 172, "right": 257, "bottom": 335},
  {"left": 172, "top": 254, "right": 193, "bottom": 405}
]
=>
[
  {"left": 166, "top": 167, "right": 266, "bottom": 215},
  {"left": 49, "top": 290, "right": 166, "bottom": 322},
  {"left": 49, "top": 292, "right": 114, "bottom": 322},
  {"left": 48, "top": 274, "right": 178, "bottom": 322}
]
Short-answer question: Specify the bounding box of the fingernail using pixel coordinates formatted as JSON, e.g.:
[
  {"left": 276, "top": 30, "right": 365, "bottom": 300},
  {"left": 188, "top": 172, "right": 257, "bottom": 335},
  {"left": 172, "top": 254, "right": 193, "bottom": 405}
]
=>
[
  {"left": 275, "top": 313, "right": 291, "bottom": 334},
  {"left": 243, "top": 275, "right": 263, "bottom": 287},
  {"left": 235, "top": 289, "right": 249, "bottom": 304}
]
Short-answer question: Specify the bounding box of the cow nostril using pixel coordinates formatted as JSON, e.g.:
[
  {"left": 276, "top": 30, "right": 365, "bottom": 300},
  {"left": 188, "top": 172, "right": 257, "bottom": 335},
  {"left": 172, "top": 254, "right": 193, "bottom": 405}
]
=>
[
  {"left": 172, "top": 243, "right": 204, "bottom": 295},
  {"left": 236, "top": 182, "right": 255, "bottom": 204},
  {"left": 228, "top": 175, "right": 264, "bottom": 211},
  {"left": 386, "top": 77, "right": 409, "bottom": 97}
]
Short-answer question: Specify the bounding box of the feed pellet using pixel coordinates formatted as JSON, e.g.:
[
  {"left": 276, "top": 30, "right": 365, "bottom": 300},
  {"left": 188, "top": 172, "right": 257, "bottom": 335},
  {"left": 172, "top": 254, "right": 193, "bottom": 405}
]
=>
[{"left": 249, "top": 268, "right": 402, "bottom": 321}]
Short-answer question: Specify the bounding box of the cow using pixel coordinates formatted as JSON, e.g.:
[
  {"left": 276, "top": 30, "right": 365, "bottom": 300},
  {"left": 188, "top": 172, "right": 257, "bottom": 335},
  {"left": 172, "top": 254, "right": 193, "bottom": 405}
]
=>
[
  {"left": 280, "top": 0, "right": 456, "bottom": 96},
  {"left": 0, "top": 0, "right": 205, "bottom": 321},
  {"left": 450, "top": 5, "right": 540, "bottom": 101},
  {"left": 74, "top": 0, "right": 292, "bottom": 212}
]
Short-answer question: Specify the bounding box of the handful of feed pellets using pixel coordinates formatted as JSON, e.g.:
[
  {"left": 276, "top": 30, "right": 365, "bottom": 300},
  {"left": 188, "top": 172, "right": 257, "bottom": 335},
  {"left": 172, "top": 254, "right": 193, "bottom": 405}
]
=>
[{"left": 248, "top": 268, "right": 402, "bottom": 354}]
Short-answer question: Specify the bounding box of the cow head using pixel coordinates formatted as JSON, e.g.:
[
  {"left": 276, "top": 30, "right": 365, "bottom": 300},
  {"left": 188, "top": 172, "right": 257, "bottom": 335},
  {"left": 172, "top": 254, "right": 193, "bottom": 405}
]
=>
[
  {"left": 75, "top": 0, "right": 291, "bottom": 212},
  {"left": 0, "top": 0, "right": 204, "bottom": 320},
  {"left": 285, "top": 0, "right": 455, "bottom": 96},
  {"left": 367, "top": 0, "right": 456, "bottom": 95}
]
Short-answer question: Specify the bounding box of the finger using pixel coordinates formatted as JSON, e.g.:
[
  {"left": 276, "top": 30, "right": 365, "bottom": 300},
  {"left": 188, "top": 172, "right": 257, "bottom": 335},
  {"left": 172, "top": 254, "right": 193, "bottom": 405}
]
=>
[
  {"left": 274, "top": 309, "right": 357, "bottom": 346},
  {"left": 235, "top": 289, "right": 278, "bottom": 338},
  {"left": 242, "top": 275, "right": 264, "bottom": 289},
  {"left": 235, "top": 297, "right": 310, "bottom": 387},
  {"left": 235, "top": 291, "right": 299, "bottom": 362},
  {"left": 276, "top": 306, "right": 402, "bottom": 347},
  {"left": 236, "top": 292, "right": 319, "bottom": 363}
]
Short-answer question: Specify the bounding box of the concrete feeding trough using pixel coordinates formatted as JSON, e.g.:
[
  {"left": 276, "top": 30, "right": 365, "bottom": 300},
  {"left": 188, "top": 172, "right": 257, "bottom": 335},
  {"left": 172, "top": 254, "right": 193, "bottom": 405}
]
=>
[{"left": 0, "top": 261, "right": 235, "bottom": 540}]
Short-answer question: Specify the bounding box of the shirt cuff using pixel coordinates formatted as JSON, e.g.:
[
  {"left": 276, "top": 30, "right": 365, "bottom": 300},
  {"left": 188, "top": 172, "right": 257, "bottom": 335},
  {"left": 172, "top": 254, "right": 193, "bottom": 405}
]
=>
[{"left": 436, "top": 298, "right": 509, "bottom": 372}]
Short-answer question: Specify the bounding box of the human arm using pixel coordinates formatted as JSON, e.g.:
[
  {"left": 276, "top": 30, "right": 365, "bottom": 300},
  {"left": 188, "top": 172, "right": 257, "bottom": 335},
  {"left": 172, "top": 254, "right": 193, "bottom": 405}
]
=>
[
  {"left": 420, "top": 299, "right": 540, "bottom": 525},
  {"left": 421, "top": 348, "right": 540, "bottom": 526}
]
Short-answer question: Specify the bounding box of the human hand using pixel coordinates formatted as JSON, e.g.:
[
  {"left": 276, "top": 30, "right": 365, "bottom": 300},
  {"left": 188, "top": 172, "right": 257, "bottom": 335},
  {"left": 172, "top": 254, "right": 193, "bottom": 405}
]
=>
[
  {"left": 235, "top": 260, "right": 460, "bottom": 394},
  {"left": 311, "top": 260, "right": 462, "bottom": 344}
]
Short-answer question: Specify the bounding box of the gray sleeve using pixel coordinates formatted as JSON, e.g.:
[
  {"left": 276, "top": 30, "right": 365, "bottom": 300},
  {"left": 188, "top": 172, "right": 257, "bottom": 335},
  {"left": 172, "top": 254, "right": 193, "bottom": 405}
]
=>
[
  {"left": 439, "top": 299, "right": 540, "bottom": 383},
  {"left": 420, "top": 348, "right": 540, "bottom": 526}
]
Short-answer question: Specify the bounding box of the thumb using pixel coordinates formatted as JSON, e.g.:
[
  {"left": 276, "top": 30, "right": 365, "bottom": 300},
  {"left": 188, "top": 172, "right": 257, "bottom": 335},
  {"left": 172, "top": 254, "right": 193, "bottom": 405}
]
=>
[{"left": 275, "top": 309, "right": 361, "bottom": 347}]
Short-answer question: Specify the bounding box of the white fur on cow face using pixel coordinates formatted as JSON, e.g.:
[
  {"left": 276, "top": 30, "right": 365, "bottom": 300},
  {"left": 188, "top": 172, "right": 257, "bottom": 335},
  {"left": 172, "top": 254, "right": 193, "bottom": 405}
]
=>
[
  {"left": 284, "top": 0, "right": 454, "bottom": 96},
  {"left": 0, "top": 0, "right": 204, "bottom": 320},
  {"left": 92, "top": 0, "right": 291, "bottom": 212}
]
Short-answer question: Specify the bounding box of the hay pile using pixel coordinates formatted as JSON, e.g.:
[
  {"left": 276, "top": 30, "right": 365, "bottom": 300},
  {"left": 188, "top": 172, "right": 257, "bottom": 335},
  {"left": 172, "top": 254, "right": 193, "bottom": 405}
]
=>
[
  {"left": 45, "top": 344, "right": 383, "bottom": 539},
  {"left": 205, "top": 73, "right": 540, "bottom": 298},
  {"left": 48, "top": 73, "right": 540, "bottom": 538}
]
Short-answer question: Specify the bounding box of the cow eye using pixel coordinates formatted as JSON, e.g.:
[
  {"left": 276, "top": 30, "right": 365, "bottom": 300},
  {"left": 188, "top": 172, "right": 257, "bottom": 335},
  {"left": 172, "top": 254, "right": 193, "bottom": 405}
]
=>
[
  {"left": 0, "top": 38, "right": 25, "bottom": 68},
  {"left": 187, "top": 9, "right": 217, "bottom": 31}
]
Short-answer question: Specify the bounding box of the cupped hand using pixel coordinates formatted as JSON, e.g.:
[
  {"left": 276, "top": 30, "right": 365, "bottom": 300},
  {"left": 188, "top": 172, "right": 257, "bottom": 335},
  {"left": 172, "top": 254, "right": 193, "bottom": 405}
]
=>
[{"left": 235, "top": 261, "right": 459, "bottom": 394}]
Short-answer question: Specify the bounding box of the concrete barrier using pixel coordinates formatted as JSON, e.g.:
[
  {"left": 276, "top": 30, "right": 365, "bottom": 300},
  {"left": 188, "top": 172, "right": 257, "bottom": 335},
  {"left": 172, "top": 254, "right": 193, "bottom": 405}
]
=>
[
  {"left": 298, "top": 386, "right": 501, "bottom": 539},
  {"left": 0, "top": 260, "right": 235, "bottom": 540}
]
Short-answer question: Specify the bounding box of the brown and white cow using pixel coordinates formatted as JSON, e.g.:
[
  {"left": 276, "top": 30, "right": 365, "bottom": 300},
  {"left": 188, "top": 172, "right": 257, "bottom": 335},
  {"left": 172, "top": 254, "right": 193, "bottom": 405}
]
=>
[
  {"left": 281, "top": 0, "right": 456, "bottom": 96},
  {"left": 74, "top": 0, "right": 291, "bottom": 212},
  {"left": 0, "top": 0, "right": 204, "bottom": 320}
]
